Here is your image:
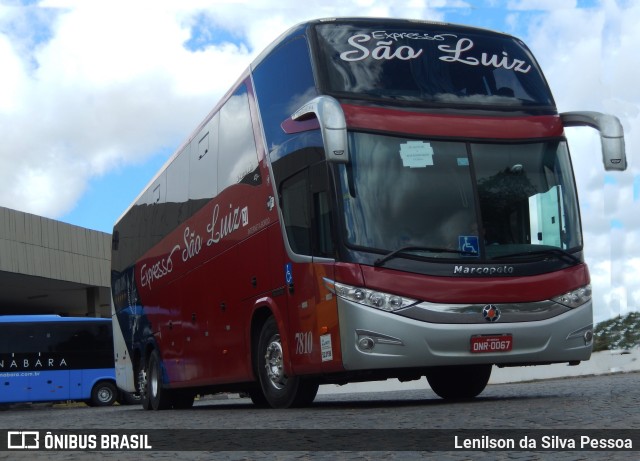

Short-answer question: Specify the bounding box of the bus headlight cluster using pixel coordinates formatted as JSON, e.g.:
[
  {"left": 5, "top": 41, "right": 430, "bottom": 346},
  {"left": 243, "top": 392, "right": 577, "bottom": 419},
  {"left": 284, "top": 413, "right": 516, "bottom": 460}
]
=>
[
  {"left": 552, "top": 284, "right": 592, "bottom": 308},
  {"left": 330, "top": 281, "right": 417, "bottom": 312}
]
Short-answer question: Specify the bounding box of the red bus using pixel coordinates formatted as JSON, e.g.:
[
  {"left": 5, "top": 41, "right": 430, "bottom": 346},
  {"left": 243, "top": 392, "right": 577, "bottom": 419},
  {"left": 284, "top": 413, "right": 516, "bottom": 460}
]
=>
[{"left": 111, "top": 18, "right": 627, "bottom": 409}]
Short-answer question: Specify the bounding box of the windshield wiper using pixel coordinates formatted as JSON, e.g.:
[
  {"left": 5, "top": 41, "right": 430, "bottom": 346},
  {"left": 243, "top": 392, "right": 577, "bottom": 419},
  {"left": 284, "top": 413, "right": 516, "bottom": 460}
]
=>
[
  {"left": 491, "top": 248, "right": 581, "bottom": 265},
  {"left": 374, "top": 246, "right": 478, "bottom": 267}
]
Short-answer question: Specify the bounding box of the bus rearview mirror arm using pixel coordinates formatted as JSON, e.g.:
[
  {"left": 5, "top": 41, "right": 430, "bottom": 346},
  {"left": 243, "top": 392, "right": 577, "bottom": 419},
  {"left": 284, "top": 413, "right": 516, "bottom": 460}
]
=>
[
  {"left": 292, "top": 96, "right": 349, "bottom": 163},
  {"left": 561, "top": 111, "right": 627, "bottom": 171}
]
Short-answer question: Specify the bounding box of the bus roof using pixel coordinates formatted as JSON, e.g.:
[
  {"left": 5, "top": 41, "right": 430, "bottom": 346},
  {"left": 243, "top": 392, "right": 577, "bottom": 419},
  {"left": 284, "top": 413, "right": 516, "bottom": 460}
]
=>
[{"left": 250, "top": 17, "right": 515, "bottom": 71}]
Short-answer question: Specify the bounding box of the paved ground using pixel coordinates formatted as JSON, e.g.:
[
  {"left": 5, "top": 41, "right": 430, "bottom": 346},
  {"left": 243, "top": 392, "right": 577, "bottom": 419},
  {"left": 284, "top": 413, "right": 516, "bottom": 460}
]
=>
[
  {"left": 317, "top": 348, "right": 640, "bottom": 394},
  {"left": 1, "top": 371, "right": 638, "bottom": 460}
]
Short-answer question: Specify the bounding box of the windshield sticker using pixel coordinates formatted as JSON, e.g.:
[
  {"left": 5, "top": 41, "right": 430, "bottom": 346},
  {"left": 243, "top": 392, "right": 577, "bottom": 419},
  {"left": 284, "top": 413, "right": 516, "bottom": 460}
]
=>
[
  {"left": 458, "top": 236, "right": 480, "bottom": 256},
  {"left": 337, "top": 31, "right": 532, "bottom": 74},
  {"left": 457, "top": 158, "right": 469, "bottom": 166},
  {"left": 437, "top": 38, "right": 531, "bottom": 74},
  {"left": 400, "top": 141, "right": 434, "bottom": 168}
]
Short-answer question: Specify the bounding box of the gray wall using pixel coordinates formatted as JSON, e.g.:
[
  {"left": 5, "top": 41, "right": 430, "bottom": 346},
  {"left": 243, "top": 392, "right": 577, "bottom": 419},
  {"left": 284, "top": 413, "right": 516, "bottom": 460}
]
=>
[{"left": 0, "top": 207, "right": 111, "bottom": 317}]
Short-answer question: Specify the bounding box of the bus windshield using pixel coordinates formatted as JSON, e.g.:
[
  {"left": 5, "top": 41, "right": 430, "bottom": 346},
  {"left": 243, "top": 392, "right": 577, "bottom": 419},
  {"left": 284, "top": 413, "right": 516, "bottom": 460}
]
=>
[
  {"left": 314, "top": 21, "right": 555, "bottom": 109},
  {"left": 337, "top": 133, "right": 582, "bottom": 261}
]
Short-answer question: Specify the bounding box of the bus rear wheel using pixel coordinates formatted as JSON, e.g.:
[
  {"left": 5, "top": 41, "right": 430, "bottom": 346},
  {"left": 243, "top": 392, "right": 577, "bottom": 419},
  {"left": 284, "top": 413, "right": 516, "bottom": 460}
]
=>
[
  {"left": 425, "top": 364, "right": 492, "bottom": 400},
  {"left": 256, "top": 316, "right": 318, "bottom": 409},
  {"left": 144, "top": 349, "right": 195, "bottom": 410},
  {"left": 89, "top": 381, "right": 117, "bottom": 407},
  {"left": 146, "top": 349, "right": 171, "bottom": 410}
]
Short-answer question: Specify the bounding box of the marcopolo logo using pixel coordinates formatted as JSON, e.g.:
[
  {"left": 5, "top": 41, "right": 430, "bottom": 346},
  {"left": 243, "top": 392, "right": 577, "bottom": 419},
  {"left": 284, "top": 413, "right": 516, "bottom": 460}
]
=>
[
  {"left": 453, "top": 265, "right": 515, "bottom": 276},
  {"left": 482, "top": 305, "right": 501, "bottom": 322}
]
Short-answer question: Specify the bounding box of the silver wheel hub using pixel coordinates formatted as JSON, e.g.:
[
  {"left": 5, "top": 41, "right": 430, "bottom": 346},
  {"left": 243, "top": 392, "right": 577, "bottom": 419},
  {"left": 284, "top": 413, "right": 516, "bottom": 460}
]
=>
[
  {"left": 98, "top": 387, "right": 112, "bottom": 403},
  {"left": 264, "top": 334, "right": 286, "bottom": 390},
  {"left": 138, "top": 369, "right": 148, "bottom": 398}
]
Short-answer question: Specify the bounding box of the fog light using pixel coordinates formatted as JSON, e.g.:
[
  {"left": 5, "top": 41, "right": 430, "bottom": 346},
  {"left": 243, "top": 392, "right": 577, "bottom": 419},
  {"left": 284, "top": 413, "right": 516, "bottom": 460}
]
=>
[
  {"left": 357, "top": 336, "right": 375, "bottom": 352},
  {"left": 584, "top": 330, "right": 593, "bottom": 345}
]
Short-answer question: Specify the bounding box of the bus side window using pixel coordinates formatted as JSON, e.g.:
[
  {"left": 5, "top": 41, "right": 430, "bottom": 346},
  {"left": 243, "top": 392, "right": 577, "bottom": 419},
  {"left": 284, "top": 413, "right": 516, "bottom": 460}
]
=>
[
  {"left": 280, "top": 162, "right": 334, "bottom": 258},
  {"left": 281, "top": 170, "right": 312, "bottom": 256},
  {"left": 310, "top": 162, "right": 334, "bottom": 258},
  {"left": 218, "top": 85, "right": 260, "bottom": 193},
  {"left": 314, "top": 190, "right": 333, "bottom": 258}
]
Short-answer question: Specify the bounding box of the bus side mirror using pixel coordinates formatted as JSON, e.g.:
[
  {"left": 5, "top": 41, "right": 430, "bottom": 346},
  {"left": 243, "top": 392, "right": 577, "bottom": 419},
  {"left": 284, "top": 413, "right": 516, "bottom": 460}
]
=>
[
  {"left": 561, "top": 111, "right": 627, "bottom": 171},
  {"left": 291, "top": 96, "right": 349, "bottom": 163}
]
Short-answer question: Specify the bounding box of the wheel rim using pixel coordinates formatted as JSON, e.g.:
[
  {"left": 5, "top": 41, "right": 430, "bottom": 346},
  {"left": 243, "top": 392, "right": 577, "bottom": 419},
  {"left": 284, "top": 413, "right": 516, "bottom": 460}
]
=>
[
  {"left": 150, "top": 361, "right": 159, "bottom": 397},
  {"left": 138, "top": 368, "right": 147, "bottom": 396},
  {"left": 264, "top": 334, "right": 286, "bottom": 390},
  {"left": 98, "top": 387, "right": 113, "bottom": 403}
]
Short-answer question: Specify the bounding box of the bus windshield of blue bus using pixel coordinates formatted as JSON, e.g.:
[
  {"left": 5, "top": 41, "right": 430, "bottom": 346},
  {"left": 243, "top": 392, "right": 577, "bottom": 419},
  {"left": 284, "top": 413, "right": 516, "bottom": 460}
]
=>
[{"left": 314, "top": 21, "right": 555, "bottom": 109}]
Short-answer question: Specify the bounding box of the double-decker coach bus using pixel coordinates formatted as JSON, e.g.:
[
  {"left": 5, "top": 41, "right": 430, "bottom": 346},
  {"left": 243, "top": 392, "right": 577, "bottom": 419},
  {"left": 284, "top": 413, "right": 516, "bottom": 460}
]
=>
[
  {"left": 0, "top": 315, "right": 118, "bottom": 406},
  {"left": 111, "top": 18, "right": 627, "bottom": 409}
]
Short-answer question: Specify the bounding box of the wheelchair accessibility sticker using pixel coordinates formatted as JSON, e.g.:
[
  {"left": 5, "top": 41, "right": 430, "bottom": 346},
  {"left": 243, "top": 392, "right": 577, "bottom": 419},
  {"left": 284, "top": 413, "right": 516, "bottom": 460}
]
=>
[
  {"left": 458, "top": 236, "right": 479, "bottom": 256},
  {"left": 285, "top": 263, "right": 293, "bottom": 285}
]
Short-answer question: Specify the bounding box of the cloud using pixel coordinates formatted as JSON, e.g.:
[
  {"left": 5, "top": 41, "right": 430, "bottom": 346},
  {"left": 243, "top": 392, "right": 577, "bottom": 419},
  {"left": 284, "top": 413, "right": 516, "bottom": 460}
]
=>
[
  {"left": 507, "top": 0, "right": 578, "bottom": 10},
  {"left": 0, "top": 0, "right": 450, "bottom": 218},
  {"left": 0, "top": 34, "right": 25, "bottom": 111},
  {"left": 0, "top": 1, "right": 251, "bottom": 217}
]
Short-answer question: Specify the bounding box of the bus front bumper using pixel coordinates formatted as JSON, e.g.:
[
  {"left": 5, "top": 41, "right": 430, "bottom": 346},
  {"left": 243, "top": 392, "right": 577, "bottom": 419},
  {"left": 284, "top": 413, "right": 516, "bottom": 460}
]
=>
[{"left": 337, "top": 298, "right": 593, "bottom": 371}]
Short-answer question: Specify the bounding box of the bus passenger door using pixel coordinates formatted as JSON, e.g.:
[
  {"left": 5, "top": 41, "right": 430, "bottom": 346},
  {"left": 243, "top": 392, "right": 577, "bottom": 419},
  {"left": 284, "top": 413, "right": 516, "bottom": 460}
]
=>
[{"left": 279, "top": 162, "right": 341, "bottom": 375}]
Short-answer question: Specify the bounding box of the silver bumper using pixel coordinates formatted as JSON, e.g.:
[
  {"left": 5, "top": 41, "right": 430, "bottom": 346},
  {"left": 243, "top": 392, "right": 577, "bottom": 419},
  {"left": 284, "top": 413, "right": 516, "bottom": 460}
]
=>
[{"left": 337, "top": 297, "right": 593, "bottom": 370}]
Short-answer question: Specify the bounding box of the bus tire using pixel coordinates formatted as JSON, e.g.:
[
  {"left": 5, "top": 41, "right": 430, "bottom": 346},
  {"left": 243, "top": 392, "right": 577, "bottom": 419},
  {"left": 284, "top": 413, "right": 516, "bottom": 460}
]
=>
[
  {"left": 256, "top": 316, "right": 319, "bottom": 409},
  {"left": 89, "top": 381, "right": 117, "bottom": 407},
  {"left": 146, "top": 349, "right": 171, "bottom": 410},
  {"left": 425, "top": 364, "right": 492, "bottom": 400}
]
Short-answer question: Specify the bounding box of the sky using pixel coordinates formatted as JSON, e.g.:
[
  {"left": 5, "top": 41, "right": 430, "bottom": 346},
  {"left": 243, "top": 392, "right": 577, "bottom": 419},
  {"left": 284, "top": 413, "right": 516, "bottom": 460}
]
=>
[{"left": 0, "top": 0, "right": 638, "bottom": 323}]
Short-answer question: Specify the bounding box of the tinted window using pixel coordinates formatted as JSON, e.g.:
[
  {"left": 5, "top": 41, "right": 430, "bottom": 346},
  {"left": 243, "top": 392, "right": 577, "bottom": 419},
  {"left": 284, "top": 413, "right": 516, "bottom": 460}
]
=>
[
  {"left": 218, "top": 85, "right": 260, "bottom": 193},
  {"left": 314, "top": 22, "right": 554, "bottom": 109},
  {"left": 281, "top": 170, "right": 312, "bottom": 255},
  {"left": 167, "top": 146, "right": 190, "bottom": 204},
  {"left": 278, "top": 152, "right": 334, "bottom": 258},
  {"left": 190, "top": 115, "right": 219, "bottom": 200},
  {"left": 252, "top": 36, "right": 317, "bottom": 152}
]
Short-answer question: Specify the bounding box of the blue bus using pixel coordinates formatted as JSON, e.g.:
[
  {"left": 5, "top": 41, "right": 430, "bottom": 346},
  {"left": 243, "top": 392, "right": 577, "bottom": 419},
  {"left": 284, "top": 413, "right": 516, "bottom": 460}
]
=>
[{"left": 0, "top": 315, "right": 119, "bottom": 406}]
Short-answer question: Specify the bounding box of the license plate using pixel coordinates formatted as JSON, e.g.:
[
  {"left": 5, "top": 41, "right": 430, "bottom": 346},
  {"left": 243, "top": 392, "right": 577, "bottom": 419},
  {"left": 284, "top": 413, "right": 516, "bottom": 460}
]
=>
[{"left": 470, "top": 335, "right": 512, "bottom": 353}]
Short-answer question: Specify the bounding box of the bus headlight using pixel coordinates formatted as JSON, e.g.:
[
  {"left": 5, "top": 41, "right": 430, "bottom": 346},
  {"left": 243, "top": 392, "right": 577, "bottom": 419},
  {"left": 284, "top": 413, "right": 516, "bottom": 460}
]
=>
[
  {"left": 325, "top": 279, "right": 418, "bottom": 312},
  {"left": 552, "top": 284, "right": 592, "bottom": 308}
]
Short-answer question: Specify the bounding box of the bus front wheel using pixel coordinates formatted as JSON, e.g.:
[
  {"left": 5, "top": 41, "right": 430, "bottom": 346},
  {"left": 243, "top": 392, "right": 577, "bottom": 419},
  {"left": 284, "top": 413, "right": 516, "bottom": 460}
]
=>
[
  {"left": 256, "top": 316, "right": 318, "bottom": 409},
  {"left": 89, "top": 381, "right": 117, "bottom": 407},
  {"left": 425, "top": 364, "right": 492, "bottom": 400}
]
